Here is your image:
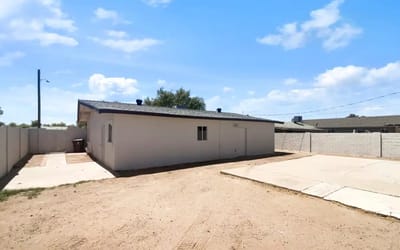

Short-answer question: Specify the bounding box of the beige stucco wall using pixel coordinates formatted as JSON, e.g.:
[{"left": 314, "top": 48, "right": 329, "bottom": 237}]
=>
[
  {"left": 86, "top": 111, "right": 115, "bottom": 169},
  {"left": 110, "top": 114, "right": 274, "bottom": 170}
]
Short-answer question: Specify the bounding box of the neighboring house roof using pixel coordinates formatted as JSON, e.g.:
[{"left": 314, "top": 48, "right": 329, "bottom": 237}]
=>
[
  {"left": 41, "top": 126, "right": 68, "bottom": 130},
  {"left": 303, "top": 115, "right": 400, "bottom": 128},
  {"left": 275, "top": 122, "right": 323, "bottom": 132},
  {"left": 78, "top": 100, "right": 282, "bottom": 123}
]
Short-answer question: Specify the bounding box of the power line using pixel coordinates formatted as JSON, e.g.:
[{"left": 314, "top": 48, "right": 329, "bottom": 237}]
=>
[{"left": 257, "top": 91, "right": 400, "bottom": 117}]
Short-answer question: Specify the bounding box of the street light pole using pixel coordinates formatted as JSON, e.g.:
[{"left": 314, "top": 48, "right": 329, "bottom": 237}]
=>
[{"left": 37, "top": 69, "right": 41, "bottom": 128}]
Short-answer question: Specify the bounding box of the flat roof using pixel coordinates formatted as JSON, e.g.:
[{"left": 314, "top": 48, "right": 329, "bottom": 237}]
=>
[{"left": 78, "top": 100, "right": 282, "bottom": 123}]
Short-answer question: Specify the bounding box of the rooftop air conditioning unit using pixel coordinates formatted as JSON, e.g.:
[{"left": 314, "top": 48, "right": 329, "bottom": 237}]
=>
[{"left": 292, "top": 116, "right": 303, "bottom": 123}]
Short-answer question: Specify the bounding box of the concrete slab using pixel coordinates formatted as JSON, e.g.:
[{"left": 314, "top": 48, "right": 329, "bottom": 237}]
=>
[
  {"left": 222, "top": 155, "right": 400, "bottom": 219},
  {"left": 3, "top": 154, "right": 115, "bottom": 190},
  {"left": 303, "top": 183, "right": 343, "bottom": 197},
  {"left": 325, "top": 187, "right": 400, "bottom": 218},
  {"left": 45, "top": 153, "right": 67, "bottom": 167}
]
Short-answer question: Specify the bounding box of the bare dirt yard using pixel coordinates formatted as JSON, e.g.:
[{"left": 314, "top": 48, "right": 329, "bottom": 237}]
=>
[{"left": 0, "top": 153, "right": 399, "bottom": 249}]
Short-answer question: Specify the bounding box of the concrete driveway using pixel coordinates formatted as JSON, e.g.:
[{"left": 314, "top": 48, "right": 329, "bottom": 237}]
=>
[
  {"left": 222, "top": 155, "right": 400, "bottom": 219},
  {"left": 2, "top": 153, "right": 115, "bottom": 190}
]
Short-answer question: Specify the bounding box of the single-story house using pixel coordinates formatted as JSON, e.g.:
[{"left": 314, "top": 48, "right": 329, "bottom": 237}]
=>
[
  {"left": 303, "top": 115, "right": 400, "bottom": 133},
  {"left": 275, "top": 122, "right": 323, "bottom": 133},
  {"left": 77, "top": 99, "right": 281, "bottom": 170}
]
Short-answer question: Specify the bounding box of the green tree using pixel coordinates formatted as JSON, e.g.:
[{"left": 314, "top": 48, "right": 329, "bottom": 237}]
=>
[
  {"left": 8, "top": 122, "right": 17, "bottom": 127},
  {"left": 19, "top": 123, "right": 30, "bottom": 128},
  {"left": 31, "top": 120, "right": 39, "bottom": 127},
  {"left": 51, "top": 122, "right": 66, "bottom": 127},
  {"left": 346, "top": 114, "right": 359, "bottom": 118},
  {"left": 144, "top": 88, "right": 206, "bottom": 110},
  {"left": 0, "top": 121, "right": 4, "bottom": 127}
]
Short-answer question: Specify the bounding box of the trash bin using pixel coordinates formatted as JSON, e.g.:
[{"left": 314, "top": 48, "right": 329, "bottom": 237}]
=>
[{"left": 72, "top": 138, "right": 85, "bottom": 152}]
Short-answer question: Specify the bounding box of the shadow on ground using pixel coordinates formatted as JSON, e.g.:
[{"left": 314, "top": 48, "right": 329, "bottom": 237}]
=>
[{"left": 116, "top": 152, "right": 294, "bottom": 177}]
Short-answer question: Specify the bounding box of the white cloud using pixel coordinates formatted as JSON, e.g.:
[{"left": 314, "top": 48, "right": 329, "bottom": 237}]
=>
[
  {"left": 94, "top": 8, "right": 118, "bottom": 21},
  {"left": 92, "top": 37, "right": 160, "bottom": 53},
  {"left": 315, "top": 62, "right": 400, "bottom": 87},
  {"left": 257, "top": 22, "right": 306, "bottom": 50},
  {"left": 315, "top": 65, "right": 366, "bottom": 87},
  {"left": 283, "top": 78, "right": 299, "bottom": 85},
  {"left": 88, "top": 73, "right": 139, "bottom": 96},
  {"left": 0, "top": 51, "right": 25, "bottom": 66},
  {"left": 157, "top": 79, "right": 167, "bottom": 86},
  {"left": 106, "top": 30, "right": 128, "bottom": 38},
  {"left": 257, "top": 0, "right": 361, "bottom": 50},
  {"left": 44, "top": 18, "right": 76, "bottom": 32},
  {"left": 301, "top": 0, "right": 343, "bottom": 31},
  {"left": 0, "top": 0, "right": 78, "bottom": 46},
  {"left": 94, "top": 7, "right": 129, "bottom": 24},
  {"left": 223, "top": 86, "right": 233, "bottom": 93},
  {"left": 0, "top": 0, "right": 27, "bottom": 19},
  {"left": 0, "top": 72, "right": 141, "bottom": 124},
  {"left": 362, "top": 62, "right": 400, "bottom": 85},
  {"left": 8, "top": 19, "right": 78, "bottom": 46},
  {"left": 208, "top": 60, "right": 400, "bottom": 120},
  {"left": 321, "top": 24, "right": 362, "bottom": 50},
  {"left": 0, "top": 84, "right": 101, "bottom": 124},
  {"left": 267, "top": 88, "right": 325, "bottom": 102},
  {"left": 247, "top": 90, "right": 255, "bottom": 96},
  {"left": 142, "top": 0, "right": 173, "bottom": 7}
]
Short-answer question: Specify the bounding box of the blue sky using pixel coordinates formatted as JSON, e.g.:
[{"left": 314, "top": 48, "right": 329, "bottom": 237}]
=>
[{"left": 0, "top": 0, "right": 399, "bottom": 124}]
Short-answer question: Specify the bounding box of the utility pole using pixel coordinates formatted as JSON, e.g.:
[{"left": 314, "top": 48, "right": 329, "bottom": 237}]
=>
[{"left": 37, "top": 69, "right": 41, "bottom": 128}]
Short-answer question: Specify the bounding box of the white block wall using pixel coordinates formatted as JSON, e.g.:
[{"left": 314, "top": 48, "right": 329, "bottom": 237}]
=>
[{"left": 0, "top": 126, "right": 29, "bottom": 178}]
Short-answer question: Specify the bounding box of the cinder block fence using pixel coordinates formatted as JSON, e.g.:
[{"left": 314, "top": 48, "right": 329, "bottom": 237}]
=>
[
  {"left": 0, "top": 126, "right": 86, "bottom": 179},
  {"left": 0, "top": 126, "right": 29, "bottom": 178},
  {"left": 275, "top": 132, "right": 400, "bottom": 159}
]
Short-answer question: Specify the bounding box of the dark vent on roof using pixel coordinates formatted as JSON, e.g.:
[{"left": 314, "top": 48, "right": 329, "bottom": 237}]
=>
[
  {"left": 217, "top": 108, "right": 222, "bottom": 113},
  {"left": 292, "top": 116, "right": 303, "bottom": 123},
  {"left": 136, "top": 99, "right": 143, "bottom": 105}
]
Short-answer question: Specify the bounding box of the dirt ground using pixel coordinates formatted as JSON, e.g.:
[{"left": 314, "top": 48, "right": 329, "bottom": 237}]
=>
[
  {"left": 21, "top": 154, "right": 46, "bottom": 167},
  {"left": 65, "top": 153, "right": 95, "bottom": 164},
  {"left": 0, "top": 153, "right": 399, "bottom": 249}
]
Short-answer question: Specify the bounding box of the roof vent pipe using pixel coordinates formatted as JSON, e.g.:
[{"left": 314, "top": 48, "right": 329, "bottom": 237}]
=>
[
  {"left": 136, "top": 99, "right": 143, "bottom": 105},
  {"left": 217, "top": 108, "right": 222, "bottom": 113}
]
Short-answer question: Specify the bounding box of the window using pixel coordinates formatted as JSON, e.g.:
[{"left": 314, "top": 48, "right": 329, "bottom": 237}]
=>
[
  {"left": 197, "top": 126, "right": 207, "bottom": 141},
  {"left": 108, "top": 124, "right": 112, "bottom": 143}
]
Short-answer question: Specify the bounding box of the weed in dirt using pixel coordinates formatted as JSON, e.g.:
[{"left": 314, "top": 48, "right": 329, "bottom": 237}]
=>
[{"left": 0, "top": 188, "right": 44, "bottom": 202}]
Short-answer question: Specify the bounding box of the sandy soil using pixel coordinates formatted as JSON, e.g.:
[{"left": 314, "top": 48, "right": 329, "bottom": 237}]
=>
[
  {"left": 65, "top": 153, "right": 95, "bottom": 164},
  {"left": 0, "top": 153, "right": 399, "bottom": 249},
  {"left": 20, "top": 154, "right": 46, "bottom": 167}
]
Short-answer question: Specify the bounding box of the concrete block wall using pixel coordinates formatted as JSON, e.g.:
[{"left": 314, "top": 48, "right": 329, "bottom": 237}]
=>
[
  {"left": 275, "top": 132, "right": 400, "bottom": 159},
  {"left": 0, "top": 127, "right": 7, "bottom": 178},
  {"left": 29, "top": 127, "right": 86, "bottom": 154},
  {"left": 311, "top": 133, "right": 381, "bottom": 158},
  {"left": 382, "top": 133, "right": 400, "bottom": 159},
  {"left": 0, "top": 126, "right": 29, "bottom": 178},
  {"left": 275, "top": 133, "right": 311, "bottom": 152}
]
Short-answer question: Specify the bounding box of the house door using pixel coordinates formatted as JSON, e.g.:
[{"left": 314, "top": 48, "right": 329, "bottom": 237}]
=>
[
  {"left": 233, "top": 127, "right": 246, "bottom": 157},
  {"left": 103, "top": 122, "right": 113, "bottom": 167},
  {"left": 244, "top": 128, "right": 248, "bottom": 156},
  {"left": 100, "top": 125, "right": 105, "bottom": 163}
]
